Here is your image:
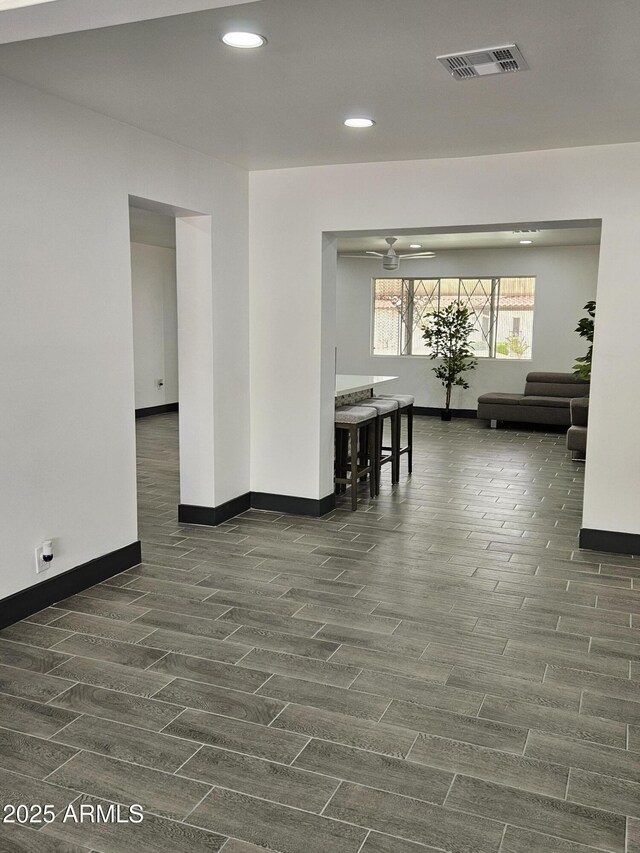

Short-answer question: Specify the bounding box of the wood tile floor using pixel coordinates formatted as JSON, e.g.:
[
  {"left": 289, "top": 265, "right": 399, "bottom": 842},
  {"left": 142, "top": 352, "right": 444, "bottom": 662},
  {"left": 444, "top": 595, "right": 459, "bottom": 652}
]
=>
[{"left": 1, "top": 412, "right": 640, "bottom": 852}]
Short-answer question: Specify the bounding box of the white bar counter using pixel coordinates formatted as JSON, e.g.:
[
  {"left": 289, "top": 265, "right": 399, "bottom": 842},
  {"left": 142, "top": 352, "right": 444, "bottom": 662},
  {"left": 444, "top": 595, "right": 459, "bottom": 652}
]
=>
[{"left": 335, "top": 374, "right": 398, "bottom": 397}]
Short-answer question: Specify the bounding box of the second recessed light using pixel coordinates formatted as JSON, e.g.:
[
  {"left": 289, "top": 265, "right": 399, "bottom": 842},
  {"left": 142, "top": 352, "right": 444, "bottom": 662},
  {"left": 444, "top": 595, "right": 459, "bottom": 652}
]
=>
[
  {"left": 520, "top": 239, "right": 533, "bottom": 245},
  {"left": 222, "top": 31, "right": 267, "bottom": 48},
  {"left": 344, "top": 117, "right": 375, "bottom": 128}
]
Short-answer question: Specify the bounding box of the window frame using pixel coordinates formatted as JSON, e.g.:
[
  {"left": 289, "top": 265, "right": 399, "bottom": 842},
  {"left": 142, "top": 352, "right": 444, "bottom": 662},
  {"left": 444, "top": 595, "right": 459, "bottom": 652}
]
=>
[{"left": 370, "top": 275, "right": 536, "bottom": 361}]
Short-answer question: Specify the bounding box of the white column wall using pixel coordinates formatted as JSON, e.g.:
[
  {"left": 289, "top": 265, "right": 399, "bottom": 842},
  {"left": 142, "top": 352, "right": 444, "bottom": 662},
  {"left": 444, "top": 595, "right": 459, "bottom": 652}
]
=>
[
  {"left": 248, "top": 208, "right": 327, "bottom": 500},
  {"left": 176, "top": 216, "right": 215, "bottom": 509},
  {"left": 249, "top": 143, "right": 640, "bottom": 536},
  {"left": 584, "top": 214, "right": 639, "bottom": 534},
  {"left": 0, "top": 74, "right": 249, "bottom": 599}
]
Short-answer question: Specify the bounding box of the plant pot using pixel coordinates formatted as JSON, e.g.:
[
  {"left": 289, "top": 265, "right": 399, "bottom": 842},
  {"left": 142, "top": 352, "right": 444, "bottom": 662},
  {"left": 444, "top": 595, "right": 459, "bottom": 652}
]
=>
[{"left": 441, "top": 409, "right": 452, "bottom": 422}]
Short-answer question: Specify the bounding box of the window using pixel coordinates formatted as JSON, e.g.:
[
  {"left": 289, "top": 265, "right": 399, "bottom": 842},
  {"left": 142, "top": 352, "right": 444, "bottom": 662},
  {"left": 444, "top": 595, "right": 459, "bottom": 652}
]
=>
[{"left": 372, "top": 276, "right": 535, "bottom": 359}]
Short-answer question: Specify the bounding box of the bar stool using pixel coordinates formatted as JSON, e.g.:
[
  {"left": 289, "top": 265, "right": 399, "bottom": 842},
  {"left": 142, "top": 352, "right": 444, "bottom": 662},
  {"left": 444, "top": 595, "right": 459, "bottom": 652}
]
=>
[
  {"left": 358, "top": 397, "right": 399, "bottom": 494},
  {"left": 334, "top": 405, "right": 377, "bottom": 511},
  {"left": 378, "top": 394, "right": 415, "bottom": 477}
]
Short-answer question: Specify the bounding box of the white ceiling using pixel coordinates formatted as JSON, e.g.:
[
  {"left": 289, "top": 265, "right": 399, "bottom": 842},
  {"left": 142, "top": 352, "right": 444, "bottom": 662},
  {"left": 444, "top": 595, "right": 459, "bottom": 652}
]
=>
[
  {"left": 337, "top": 225, "right": 601, "bottom": 254},
  {"left": 0, "top": 0, "right": 255, "bottom": 44},
  {"left": 2, "top": 0, "right": 638, "bottom": 170}
]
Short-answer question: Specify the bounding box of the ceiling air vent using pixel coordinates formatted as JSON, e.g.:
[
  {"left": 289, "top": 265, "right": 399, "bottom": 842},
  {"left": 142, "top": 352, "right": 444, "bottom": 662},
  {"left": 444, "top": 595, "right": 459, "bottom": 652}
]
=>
[{"left": 437, "top": 44, "right": 528, "bottom": 80}]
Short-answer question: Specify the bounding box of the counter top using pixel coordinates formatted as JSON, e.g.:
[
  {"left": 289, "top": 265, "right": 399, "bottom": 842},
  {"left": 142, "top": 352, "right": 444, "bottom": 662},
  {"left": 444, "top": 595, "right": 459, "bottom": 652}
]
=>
[{"left": 335, "top": 374, "right": 398, "bottom": 397}]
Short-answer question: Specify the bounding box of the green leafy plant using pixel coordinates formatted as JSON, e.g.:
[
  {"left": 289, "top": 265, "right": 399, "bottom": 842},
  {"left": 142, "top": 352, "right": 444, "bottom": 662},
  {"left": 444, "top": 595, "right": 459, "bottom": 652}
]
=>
[
  {"left": 573, "top": 300, "right": 596, "bottom": 380},
  {"left": 496, "top": 333, "right": 530, "bottom": 358},
  {"left": 421, "top": 301, "right": 478, "bottom": 412}
]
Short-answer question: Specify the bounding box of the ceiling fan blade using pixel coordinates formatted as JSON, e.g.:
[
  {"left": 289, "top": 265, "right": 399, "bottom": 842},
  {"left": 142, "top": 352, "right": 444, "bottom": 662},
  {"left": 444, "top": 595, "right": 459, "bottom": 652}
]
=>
[
  {"left": 338, "top": 252, "right": 385, "bottom": 258},
  {"left": 400, "top": 252, "right": 436, "bottom": 259}
]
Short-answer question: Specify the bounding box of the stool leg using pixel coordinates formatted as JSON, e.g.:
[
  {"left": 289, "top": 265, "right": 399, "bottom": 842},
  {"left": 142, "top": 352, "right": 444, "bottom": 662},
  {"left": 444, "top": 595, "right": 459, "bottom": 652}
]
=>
[
  {"left": 375, "top": 416, "right": 382, "bottom": 496},
  {"left": 368, "top": 421, "right": 376, "bottom": 499},
  {"left": 359, "top": 425, "right": 367, "bottom": 481},
  {"left": 336, "top": 428, "right": 345, "bottom": 494},
  {"left": 392, "top": 410, "right": 400, "bottom": 485},
  {"left": 340, "top": 429, "right": 348, "bottom": 493},
  {"left": 350, "top": 423, "right": 358, "bottom": 511},
  {"left": 407, "top": 405, "right": 413, "bottom": 475}
]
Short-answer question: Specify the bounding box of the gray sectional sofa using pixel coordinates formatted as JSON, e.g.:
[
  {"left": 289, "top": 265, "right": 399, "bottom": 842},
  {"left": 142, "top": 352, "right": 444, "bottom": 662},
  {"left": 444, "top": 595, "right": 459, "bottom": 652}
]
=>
[
  {"left": 477, "top": 372, "right": 590, "bottom": 427},
  {"left": 567, "top": 396, "right": 588, "bottom": 459}
]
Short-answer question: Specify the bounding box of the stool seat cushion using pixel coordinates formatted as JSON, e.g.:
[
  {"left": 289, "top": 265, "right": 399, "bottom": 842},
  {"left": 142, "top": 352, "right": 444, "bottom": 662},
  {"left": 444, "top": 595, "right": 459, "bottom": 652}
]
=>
[
  {"left": 335, "top": 405, "right": 377, "bottom": 424},
  {"left": 359, "top": 398, "right": 398, "bottom": 414},
  {"left": 378, "top": 394, "right": 415, "bottom": 406}
]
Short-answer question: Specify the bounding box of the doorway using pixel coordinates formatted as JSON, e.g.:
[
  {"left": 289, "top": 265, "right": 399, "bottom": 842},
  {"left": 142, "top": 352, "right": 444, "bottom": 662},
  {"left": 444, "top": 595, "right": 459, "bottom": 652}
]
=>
[
  {"left": 128, "top": 195, "right": 217, "bottom": 552},
  {"left": 129, "top": 202, "right": 180, "bottom": 547}
]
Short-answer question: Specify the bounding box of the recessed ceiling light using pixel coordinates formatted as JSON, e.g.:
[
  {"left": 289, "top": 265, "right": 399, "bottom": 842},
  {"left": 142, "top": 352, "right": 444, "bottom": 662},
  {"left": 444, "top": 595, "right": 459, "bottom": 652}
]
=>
[
  {"left": 221, "top": 31, "right": 267, "bottom": 49},
  {"left": 410, "top": 244, "right": 422, "bottom": 249},
  {"left": 344, "top": 118, "right": 375, "bottom": 128},
  {"left": 519, "top": 240, "right": 533, "bottom": 245}
]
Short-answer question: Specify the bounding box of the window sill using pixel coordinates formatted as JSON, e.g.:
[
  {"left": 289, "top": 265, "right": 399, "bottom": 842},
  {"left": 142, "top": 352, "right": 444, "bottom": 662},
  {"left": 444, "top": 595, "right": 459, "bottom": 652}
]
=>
[{"left": 371, "top": 353, "right": 533, "bottom": 362}]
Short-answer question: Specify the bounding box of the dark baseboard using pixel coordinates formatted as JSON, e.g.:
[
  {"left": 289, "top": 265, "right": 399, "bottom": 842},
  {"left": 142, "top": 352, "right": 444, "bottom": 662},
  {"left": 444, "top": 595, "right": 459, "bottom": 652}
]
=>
[
  {"left": 179, "top": 493, "right": 251, "bottom": 526},
  {"left": 579, "top": 527, "right": 640, "bottom": 557},
  {"left": 251, "top": 492, "right": 336, "bottom": 518},
  {"left": 0, "top": 541, "right": 141, "bottom": 630},
  {"left": 179, "top": 491, "right": 336, "bottom": 526},
  {"left": 414, "top": 407, "right": 477, "bottom": 419},
  {"left": 135, "top": 403, "right": 179, "bottom": 419}
]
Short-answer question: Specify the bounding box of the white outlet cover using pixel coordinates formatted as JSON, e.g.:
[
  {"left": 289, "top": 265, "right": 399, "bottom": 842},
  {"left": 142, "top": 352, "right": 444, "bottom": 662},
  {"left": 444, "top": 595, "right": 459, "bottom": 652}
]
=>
[{"left": 34, "top": 546, "right": 49, "bottom": 574}]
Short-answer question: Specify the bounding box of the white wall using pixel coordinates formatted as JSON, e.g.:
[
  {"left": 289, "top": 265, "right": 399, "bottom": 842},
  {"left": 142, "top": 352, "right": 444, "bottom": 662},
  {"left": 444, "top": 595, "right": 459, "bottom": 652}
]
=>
[
  {"left": 176, "top": 215, "right": 214, "bottom": 511},
  {"left": 336, "top": 246, "right": 599, "bottom": 408},
  {"left": 130, "top": 242, "right": 178, "bottom": 409},
  {"left": 0, "top": 73, "right": 249, "bottom": 600},
  {"left": 249, "top": 143, "right": 640, "bottom": 539}
]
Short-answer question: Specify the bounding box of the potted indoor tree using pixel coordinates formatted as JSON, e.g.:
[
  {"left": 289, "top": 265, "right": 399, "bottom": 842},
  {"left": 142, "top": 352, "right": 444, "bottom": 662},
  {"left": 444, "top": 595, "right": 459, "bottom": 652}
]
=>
[
  {"left": 421, "top": 301, "right": 477, "bottom": 420},
  {"left": 573, "top": 299, "right": 595, "bottom": 380}
]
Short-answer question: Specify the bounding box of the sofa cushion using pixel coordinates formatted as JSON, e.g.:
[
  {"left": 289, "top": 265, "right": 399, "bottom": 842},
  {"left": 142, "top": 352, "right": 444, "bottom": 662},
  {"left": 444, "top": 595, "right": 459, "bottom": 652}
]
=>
[
  {"left": 477, "top": 393, "right": 523, "bottom": 406},
  {"left": 525, "top": 381, "right": 590, "bottom": 398},
  {"left": 520, "top": 395, "right": 572, "bottom": 408},
  {"left": 524, "top": 372, "right": 590, "bottom": 399},
  {"left": 570, "top": 397, "right": 589, "bottom": 427},
  {"left": 525, "top": 372, "right": 587, "bottom": 385},
  {"left": 567, "top": 424, "right": 587, "bottom": 452}
]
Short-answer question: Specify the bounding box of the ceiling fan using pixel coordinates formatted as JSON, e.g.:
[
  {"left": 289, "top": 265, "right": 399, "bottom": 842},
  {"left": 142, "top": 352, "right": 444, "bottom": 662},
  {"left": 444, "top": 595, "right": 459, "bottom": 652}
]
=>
[{"left": 340, "top": 237, "right": 435, "bottom": 270}]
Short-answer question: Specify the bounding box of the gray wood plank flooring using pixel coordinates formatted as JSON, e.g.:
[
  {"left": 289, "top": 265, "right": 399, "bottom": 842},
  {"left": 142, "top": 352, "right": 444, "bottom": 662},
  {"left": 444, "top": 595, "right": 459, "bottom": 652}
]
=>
[{"left": 1, "top": 412, "right": 639, "bottom": 852}]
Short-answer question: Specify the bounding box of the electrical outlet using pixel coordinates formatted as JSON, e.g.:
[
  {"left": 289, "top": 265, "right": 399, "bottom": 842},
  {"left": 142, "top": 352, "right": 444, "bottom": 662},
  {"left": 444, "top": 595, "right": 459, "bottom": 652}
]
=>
[{"left": 35, "top": 546, "right": 49, "bottom": 574}]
